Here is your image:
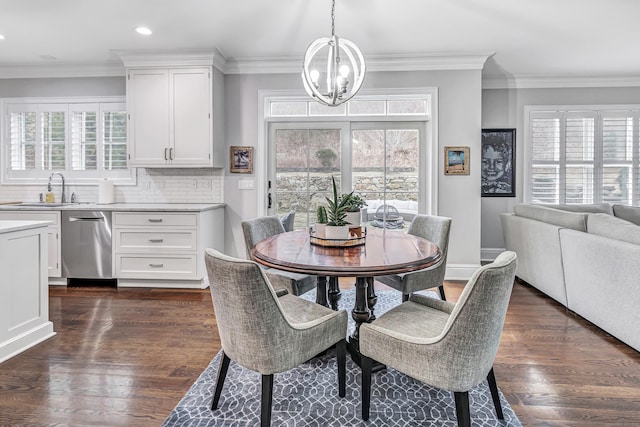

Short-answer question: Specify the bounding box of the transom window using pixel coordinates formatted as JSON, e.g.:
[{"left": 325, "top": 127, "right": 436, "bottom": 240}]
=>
[
  {"left": 2, "top": 97, "right": 133, "bottom": 184},
  {"left": 526, "top": 106, "right": 640, "bottom": 206}
]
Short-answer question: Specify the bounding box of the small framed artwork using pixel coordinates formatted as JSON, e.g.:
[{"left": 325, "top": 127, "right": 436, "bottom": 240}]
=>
[
  {"left": 481, "top": 129, "right": 515, "bottom": 197},
  {"left": 230, "top": 146, "right": 254, "bottom": 174},
  {"left": 444, "top": 146, "right": 470, "bottom": 175}
]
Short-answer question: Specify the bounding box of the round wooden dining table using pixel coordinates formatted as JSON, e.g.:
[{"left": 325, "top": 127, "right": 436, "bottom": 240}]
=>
[{"left": 251, "top": 228, "right": 442, "bottom": 365}]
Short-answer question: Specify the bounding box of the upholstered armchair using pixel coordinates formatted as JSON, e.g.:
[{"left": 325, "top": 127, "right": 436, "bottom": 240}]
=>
[
  {"left": 377, "top": 214, "right": 452, "bottom": 301},
  {"left": 241, "top": 216, "right": 316, "bottom": 296},
  {"left": 359, "top": 251, "right": 518, "bottom": 426},
  {"left": 279, "top": 210, "right": 296, "bottom": 232},
  {"left": 205, "top": 249, "right": 348, "bottom": 427}
]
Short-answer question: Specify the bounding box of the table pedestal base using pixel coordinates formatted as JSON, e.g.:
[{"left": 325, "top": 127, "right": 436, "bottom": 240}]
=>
[{"left": 348, "top": 276, "right": 384, "bottom": 371}]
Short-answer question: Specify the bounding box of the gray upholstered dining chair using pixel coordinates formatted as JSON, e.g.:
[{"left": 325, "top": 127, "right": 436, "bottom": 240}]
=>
[
  {"left": 279, "top": 210, "right": 296, "bottom": 232},
  {"left": 359, "top": 251, "right": 518, "bottom": 427},
  {"left": 241, "top": 216, "right": 316, "bottom": 296},
  {"left": 205, "top": 249, "right": 348, "bottom": 427},
  {"left": 377, "top": 214, "right": 452, "bottom": 301}
]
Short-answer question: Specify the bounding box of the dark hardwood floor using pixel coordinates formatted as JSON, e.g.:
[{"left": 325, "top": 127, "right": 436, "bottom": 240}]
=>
[{"left": 0, "top": 280, "right": 639, "bottom": 426}]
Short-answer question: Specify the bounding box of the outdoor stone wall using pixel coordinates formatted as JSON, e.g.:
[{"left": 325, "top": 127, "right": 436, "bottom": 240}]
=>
[{"left": 276, "top": 172, "right": 418, "bottom": 228}]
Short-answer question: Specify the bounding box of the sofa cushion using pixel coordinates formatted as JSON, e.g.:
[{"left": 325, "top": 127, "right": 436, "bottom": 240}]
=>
[
  {"left": 587, "top": 213, "right": 640, "bottom": 245},
  {"left": 542, "top": 203, "right": 613, "bottom": 215},
  {"left": 514, "top": 204, "right": 588, "bottom": 231},
  {"left": 612, "top": 204, "right": 640, "bottom": 226}
]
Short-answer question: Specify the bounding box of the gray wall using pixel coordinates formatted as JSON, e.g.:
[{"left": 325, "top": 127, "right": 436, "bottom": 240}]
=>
[
  {"left": 481, "top": 86, "right": 640, "bottom": 259},
  {"left": 224, "top": 69, "right": 484, "bottom": 279}
]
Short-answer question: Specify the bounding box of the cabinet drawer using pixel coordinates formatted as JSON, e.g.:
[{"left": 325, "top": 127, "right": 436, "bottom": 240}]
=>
[
  {"left": 114, "top": 212, "right": 197, "bottom": 227},
  {"left": 115, "top": 254, "right": 198, "bottom": 279},
  {"left": 115, "top": 230, "right": 197, "bottom": 252},
  {"left": 0, "top": 211, "right": 59, "bottom": 226}
]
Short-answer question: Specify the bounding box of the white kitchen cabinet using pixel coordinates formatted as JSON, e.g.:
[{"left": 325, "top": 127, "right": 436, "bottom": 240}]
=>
[
  {"left": 113, "top": 209, "right": 223, "bottom": 288},
  {"left": 127, "top": 67, "right": 218, "bottom": 167},
  {"left": 0, "top": 221, "right": 55, "bottom": 363},
  {"left": 0, "top": 211, "right": 61, "bottom": 278}
]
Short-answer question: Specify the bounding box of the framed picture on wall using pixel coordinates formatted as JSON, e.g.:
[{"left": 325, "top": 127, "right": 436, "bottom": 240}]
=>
[
  {"left": 481, "top": 129, "right": 515, "bottom": 197},
  {"left": 444, "top": 146, "right": 470, "bottom": 175},
  {"left": 230, "top": 146, "right": 254, "bottom": 173}
]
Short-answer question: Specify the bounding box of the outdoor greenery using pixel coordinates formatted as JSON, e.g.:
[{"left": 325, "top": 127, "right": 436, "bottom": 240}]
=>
[{"left": 340, "top": 193, "right": 367, "bottom": 212}]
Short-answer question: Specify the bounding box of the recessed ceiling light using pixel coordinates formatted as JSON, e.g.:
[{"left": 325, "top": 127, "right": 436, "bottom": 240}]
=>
[
  {"left": 135, "top": 27, "right": 152, "bottom": 36},
  {"left": 0, "top": 34, "right": 5, "bottom": 40}
]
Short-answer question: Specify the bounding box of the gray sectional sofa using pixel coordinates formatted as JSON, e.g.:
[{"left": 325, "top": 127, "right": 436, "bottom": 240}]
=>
[{"left": 501, "top": 203, "right": 640, "bottom": 352}]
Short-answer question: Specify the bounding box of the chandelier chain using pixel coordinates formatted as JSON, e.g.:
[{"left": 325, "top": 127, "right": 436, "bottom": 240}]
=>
[{"left": 331, "top": 0, "right": 335, "bottom": 37}]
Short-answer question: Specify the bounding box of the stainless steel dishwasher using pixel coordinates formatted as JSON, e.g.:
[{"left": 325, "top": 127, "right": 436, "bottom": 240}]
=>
[{"left": 62, "top": 210, "right": 113, "bottom": 279}]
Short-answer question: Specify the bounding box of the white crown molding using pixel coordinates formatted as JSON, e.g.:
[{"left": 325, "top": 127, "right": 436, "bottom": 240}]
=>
[
  {"left": 114, "top": 48, "right": 227, "bottom": 72},
  {"left": 0, "top": 64, "right": 125, "bottom": 79},
  {"left": 224, "top": 52, "right": 494, "bottom": 74},
  {"left": 483, "top": 74, "right": 640, "bottom": 89}
]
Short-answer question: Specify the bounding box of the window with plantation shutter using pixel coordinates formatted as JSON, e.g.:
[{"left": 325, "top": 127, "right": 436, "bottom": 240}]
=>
[
  {"left": 526, "top": 106, "right": 640, "bottom": 206},
  {"left": 2, "top": 97, "right": 133, "bottom": 184}
]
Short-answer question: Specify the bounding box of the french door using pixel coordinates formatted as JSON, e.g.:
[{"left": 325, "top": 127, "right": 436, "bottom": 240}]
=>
[{"left": 268, "top": 121, "right": 425, "bottom": 230}]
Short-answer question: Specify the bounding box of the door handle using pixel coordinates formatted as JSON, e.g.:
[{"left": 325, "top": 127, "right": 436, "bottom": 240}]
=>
[
  {"left": 164, "top": 148, "right": 168, "bottom": 160},
  {"left": 268, "top": 193, "right": 272, "bottom": 209},
  {"left": 148, "top": 263, "right": 164, "bottom": 268},
  {"left": 169, "top": 147, "right": 174, "bottom": 160},
  {"left": 148, "top": 238, "right": 164, "bottom": 243},
  {"left": 69, "top": 217, "right": 104, "bottom": 222},
  {"left": 147, "top": 218, "right": 163, "bottom": 223}
]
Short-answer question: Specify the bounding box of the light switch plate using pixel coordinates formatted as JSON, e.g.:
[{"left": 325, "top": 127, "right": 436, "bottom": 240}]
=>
[{"left": 238, "top": 179, "right": 255, "bottom": 190}]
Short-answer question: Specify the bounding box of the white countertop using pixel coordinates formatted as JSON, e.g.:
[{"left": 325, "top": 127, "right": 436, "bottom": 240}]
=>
[
  {"left": 0, "top": 220, "right": 50, "bottom": 234},
  {"left": 0, "top": 203, "right": 225, "bottom": 212}
]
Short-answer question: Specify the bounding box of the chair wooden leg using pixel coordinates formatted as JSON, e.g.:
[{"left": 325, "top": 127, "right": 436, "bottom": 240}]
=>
[
  {"left": 454, "top": 391, "right": 471, "bottom": 427},
  {"left": 402, "top": 293, "right": 409, "bottom": 302},
  {"left": 336, "top": 339, "right": 346, "bottom": 398},
  {"left": 487, "top": 368, "right": 504, "bottom": 419},
  {"left": 261, "top": 374, "right": 273, "bottom": 427},
  {"left": 361, "top": 355, "right": 373, "bottom": 421},
  {"left": 211, "top": 351, "right": 230, "bottom": 410},
  {"left": 438, "top": 285, "right": 447, "bottom": 301}
]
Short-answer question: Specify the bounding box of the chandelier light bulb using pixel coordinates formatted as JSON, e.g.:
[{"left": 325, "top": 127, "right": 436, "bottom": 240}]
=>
[
  {"left": 310, "top": 69, "right": 320, "bottom": 85},
  {"left": 339, "top": 64, "right": 350, "bottom": 78}
]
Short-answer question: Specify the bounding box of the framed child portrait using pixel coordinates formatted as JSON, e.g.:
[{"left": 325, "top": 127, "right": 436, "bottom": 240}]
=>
[{"left": 481, "top": 129, "right": 515, "bottom": 197}]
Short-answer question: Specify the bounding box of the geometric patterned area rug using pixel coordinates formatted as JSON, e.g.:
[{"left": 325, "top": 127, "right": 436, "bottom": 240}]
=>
[{"left": 162, "top": 288, "right": 522, "bottom": 427}]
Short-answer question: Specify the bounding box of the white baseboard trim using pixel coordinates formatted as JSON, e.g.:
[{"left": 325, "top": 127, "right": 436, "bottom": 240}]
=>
[
  {"left": 116, "top": 278, "right": 208, "bottom": 289},
  {"left": 444, "top": 264, "right": 481, "bottom": 281},
  {"left": 481, "top": 247, "right": 506, "bottom": 263},
  {"left": 0, "top": 323, "right": 56, "bottom": 364}
]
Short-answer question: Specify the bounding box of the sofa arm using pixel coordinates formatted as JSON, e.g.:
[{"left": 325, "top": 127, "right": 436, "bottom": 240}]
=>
[{"left": 560, "top": 229, "right": 640, "bottom": 352}]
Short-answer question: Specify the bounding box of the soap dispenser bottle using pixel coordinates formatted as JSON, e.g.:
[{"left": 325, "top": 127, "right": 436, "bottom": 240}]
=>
[{"left": 45, "top": 182, "right": 55, "bottom": 203}]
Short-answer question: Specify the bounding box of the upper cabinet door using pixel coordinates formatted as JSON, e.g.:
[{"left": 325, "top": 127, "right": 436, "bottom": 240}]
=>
[
  {"left": 170, "top": 68, "right": 212, "bottom": 167},
  {"left": 127, "top": 69, "right": 171, "bottom": 167},
  {"left": 126, "top": 66, "right": 214, "bottom": 168}
]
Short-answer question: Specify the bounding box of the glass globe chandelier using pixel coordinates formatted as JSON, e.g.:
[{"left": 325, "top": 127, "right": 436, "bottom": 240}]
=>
[{"left": 301, "top": 0, "right": 366, "bottom": 106}]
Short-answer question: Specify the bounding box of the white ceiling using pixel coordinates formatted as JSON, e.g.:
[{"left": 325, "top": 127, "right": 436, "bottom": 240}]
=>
[{"left": 1, "top": 0, "right": 640, "bottom": 85}]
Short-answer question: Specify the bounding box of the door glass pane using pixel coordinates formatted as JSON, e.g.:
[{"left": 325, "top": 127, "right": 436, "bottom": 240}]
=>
[
  {"left": 274, "top": 128, "right": 341, "bottom": 229},
  {"left": 352, "top": 128, "right": 419, "bottom": 219}
]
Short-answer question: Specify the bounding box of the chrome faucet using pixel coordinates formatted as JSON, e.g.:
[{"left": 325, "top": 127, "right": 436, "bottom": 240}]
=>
[{"left": 49, "top": 172, "right": 66, "bottom": 203}]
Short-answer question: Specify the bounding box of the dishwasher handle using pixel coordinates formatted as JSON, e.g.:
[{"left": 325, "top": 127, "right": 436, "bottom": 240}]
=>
[{"left": 68, "top": 216, "right": 105, "bottom": 222}]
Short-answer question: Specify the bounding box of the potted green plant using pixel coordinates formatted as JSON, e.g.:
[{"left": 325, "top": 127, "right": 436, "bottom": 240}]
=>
[
  {"left": 340, "top": 193, "right": 367, "bottom": 226},
  {"left": 315, "top": 205, "right": 328, "bottom": 238},
  {"left": 325, "top": 176, "right": 351, "bottom": 239}
]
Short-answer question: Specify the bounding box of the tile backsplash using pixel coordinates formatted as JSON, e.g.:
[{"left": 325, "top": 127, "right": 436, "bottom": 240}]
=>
[{"left": 0, "top": 168, "right": 225, "bottom": 204}]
